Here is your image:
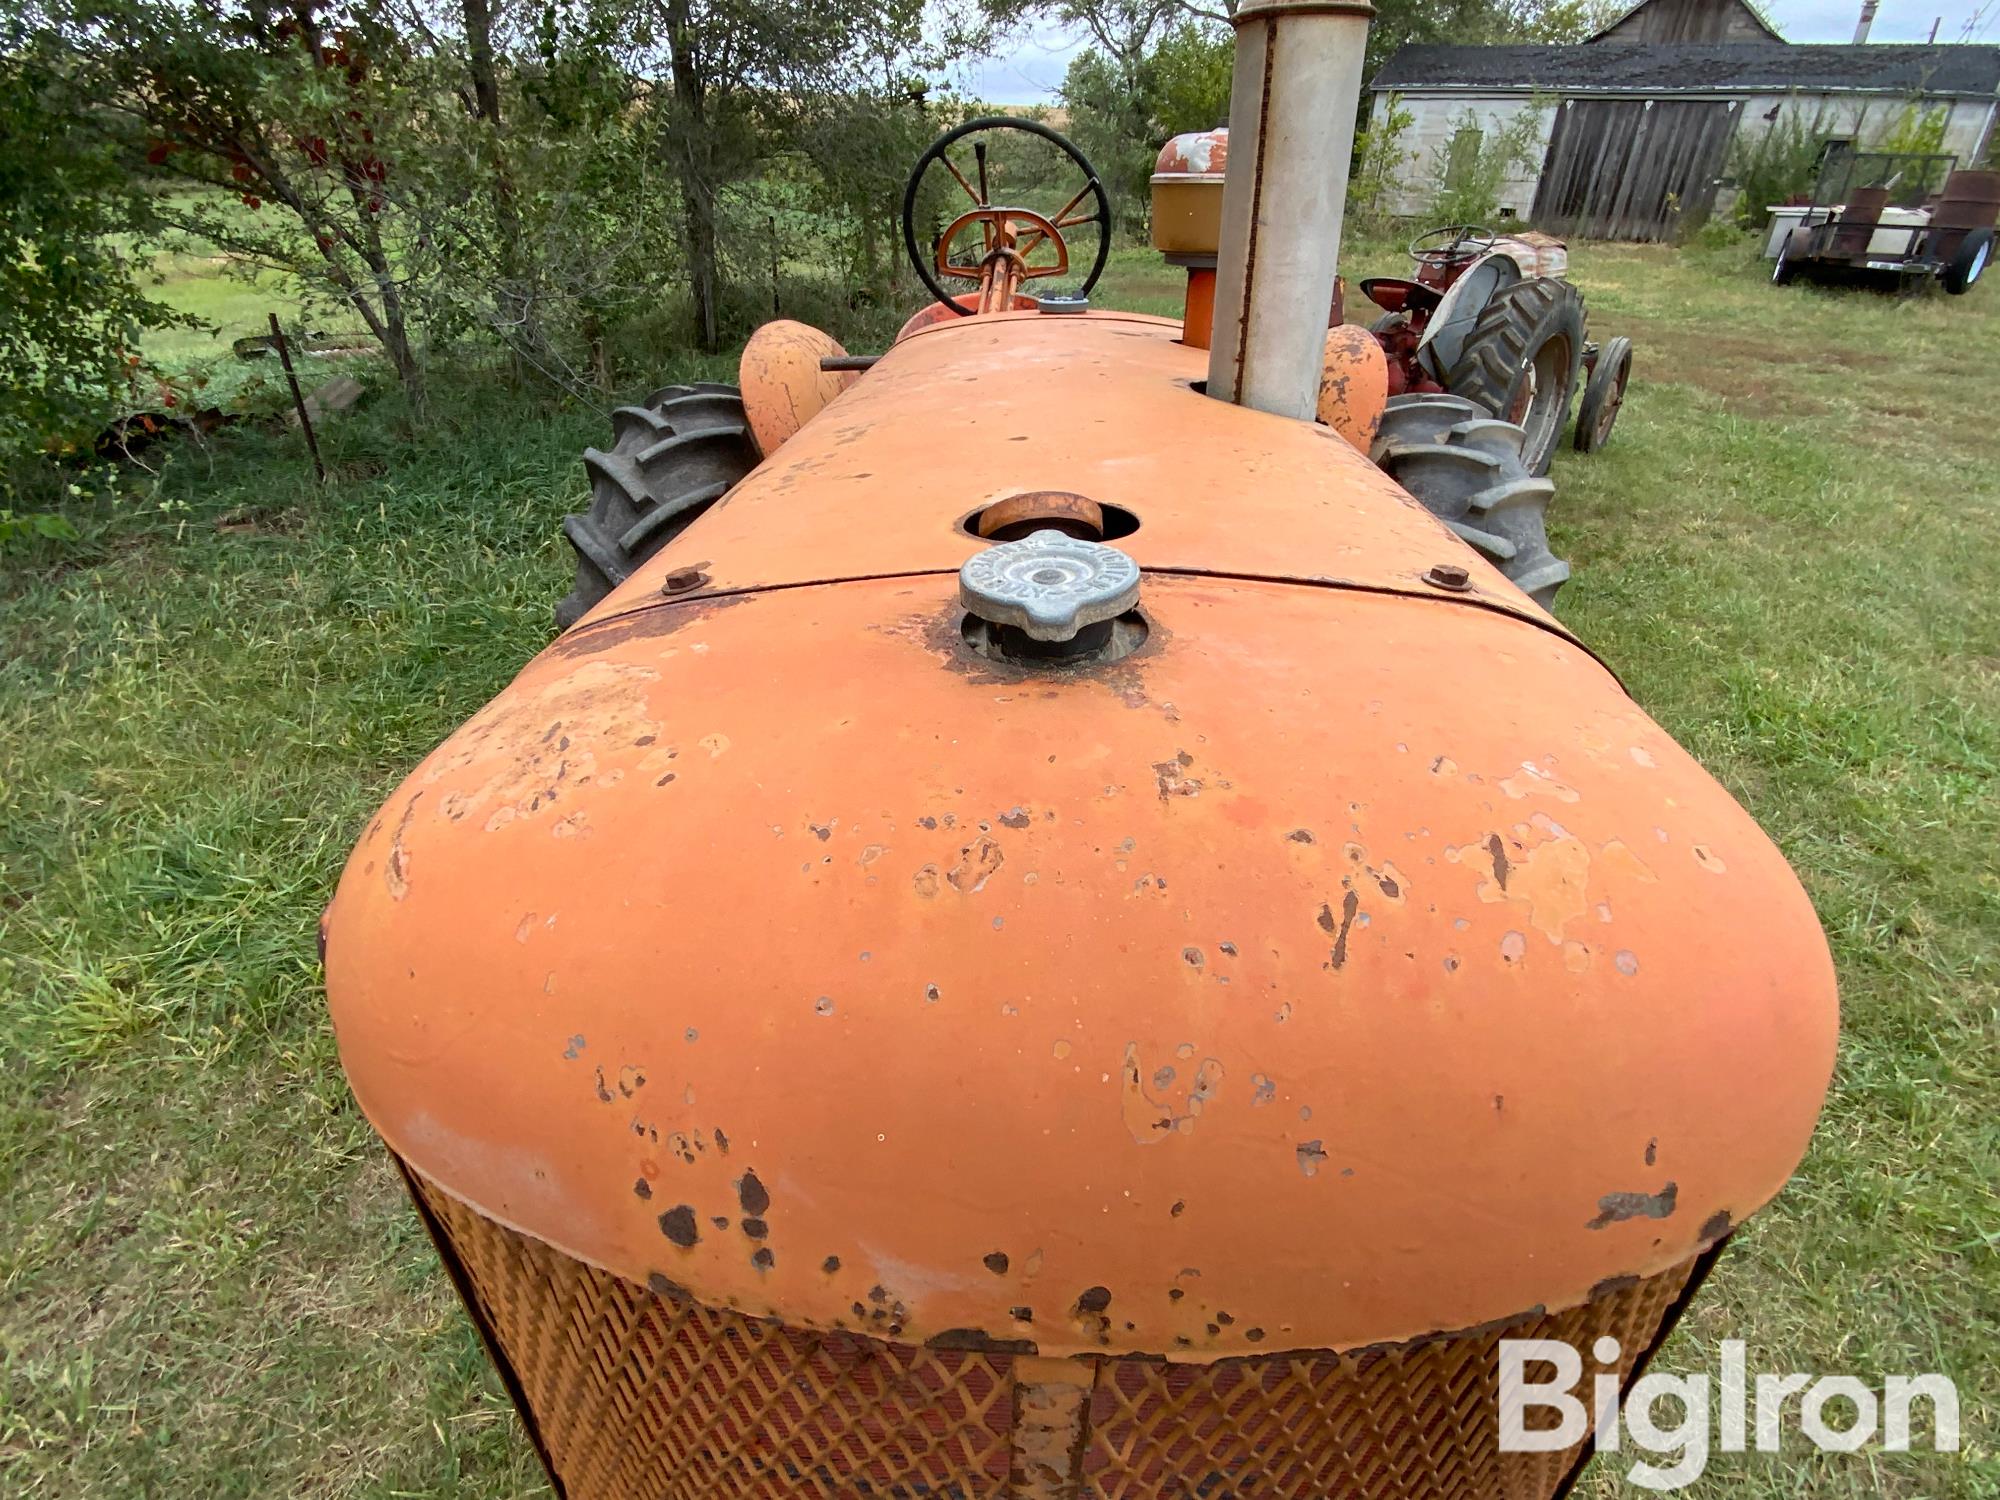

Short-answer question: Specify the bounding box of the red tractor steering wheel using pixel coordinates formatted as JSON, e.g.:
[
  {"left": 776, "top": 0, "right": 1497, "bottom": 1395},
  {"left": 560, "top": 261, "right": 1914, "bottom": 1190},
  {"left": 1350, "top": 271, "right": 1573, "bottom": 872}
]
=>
[
  {"left": 902, "top": 117, "right": 1112, "bottom": 317},
  {"left": 1409, "top": 224, "right": 1499, "bottom": 273}
]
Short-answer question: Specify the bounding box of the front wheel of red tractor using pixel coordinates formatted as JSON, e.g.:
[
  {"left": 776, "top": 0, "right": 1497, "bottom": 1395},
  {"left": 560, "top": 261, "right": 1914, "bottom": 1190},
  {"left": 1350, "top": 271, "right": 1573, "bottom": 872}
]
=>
[
  {"left": 1443, "top": 276, "right": 1585, "bottom": 478},
  {"left": 1573, "top": 335, "right": 1632, "bottom": 453}
]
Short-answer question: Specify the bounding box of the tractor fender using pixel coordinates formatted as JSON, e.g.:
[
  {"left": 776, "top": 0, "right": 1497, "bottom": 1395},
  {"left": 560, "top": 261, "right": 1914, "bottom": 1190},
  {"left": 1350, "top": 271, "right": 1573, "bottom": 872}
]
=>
[{"left": 1416, "top": 248, "right": 1527, "bottom": 382}]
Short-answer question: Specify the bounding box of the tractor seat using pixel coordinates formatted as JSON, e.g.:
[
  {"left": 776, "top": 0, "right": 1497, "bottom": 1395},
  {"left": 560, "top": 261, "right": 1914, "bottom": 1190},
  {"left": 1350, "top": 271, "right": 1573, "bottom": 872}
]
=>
[{"left": 1360, "top": 277, "right": 1441, "bottom": 318}]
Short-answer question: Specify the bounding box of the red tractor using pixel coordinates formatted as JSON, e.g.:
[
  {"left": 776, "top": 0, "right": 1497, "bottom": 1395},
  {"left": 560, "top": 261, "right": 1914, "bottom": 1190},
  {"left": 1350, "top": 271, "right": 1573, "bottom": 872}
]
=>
[{"left": 1360, "top": 223, "right": 1632, "bottom": 476}]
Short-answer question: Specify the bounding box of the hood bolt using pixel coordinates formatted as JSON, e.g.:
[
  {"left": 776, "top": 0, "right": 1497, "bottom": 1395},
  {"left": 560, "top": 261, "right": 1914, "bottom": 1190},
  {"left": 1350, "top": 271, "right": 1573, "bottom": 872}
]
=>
[
  {"left": 662, "top": 568, "right": 709, "bottom": 595},
  {"left": 1423, "top": 563, "right": 1472, "bottom": 592}
]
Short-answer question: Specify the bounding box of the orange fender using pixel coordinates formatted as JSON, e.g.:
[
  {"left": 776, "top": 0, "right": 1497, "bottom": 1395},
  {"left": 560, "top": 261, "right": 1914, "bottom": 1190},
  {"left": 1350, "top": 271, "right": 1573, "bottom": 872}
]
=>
[
  {"left": 737, "top": 319, "right": 858, "bottom": 459},
  {"left": 1318, "top": 323, "right": 1389, "bottom": 452}
]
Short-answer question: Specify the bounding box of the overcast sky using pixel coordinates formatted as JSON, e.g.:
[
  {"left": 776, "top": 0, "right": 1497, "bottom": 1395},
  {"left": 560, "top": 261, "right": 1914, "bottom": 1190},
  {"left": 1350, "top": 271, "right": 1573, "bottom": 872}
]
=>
[{"left": 951, "top": 0, "right": 1998, "bottom": 104}]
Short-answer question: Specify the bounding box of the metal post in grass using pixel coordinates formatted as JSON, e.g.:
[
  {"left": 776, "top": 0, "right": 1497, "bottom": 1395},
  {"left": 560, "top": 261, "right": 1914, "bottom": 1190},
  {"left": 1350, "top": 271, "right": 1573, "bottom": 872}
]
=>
[
  {"left": 769, "top": 214, "right": 781, "bottom": 317},
  {"left": 270, "top": 312, "right": 327, "bottom": 486}
]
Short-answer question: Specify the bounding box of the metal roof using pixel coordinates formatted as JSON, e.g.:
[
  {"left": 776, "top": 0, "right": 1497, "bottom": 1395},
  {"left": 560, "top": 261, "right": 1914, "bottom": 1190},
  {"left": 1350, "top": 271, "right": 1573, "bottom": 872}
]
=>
[{"left": 1371, "top": 42, "right": 2000, "bottom": 98}]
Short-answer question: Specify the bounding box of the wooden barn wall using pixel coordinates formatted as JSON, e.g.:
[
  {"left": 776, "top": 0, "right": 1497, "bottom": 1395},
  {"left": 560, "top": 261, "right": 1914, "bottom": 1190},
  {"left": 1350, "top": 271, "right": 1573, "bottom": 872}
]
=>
[
  {"left": 1716, "top": 94, "right": 1996, "bottom": 220},
  {"left": 1531, "top": 98, "right": 1742, "bottom": 239},
  {"left": 1731, "top": 93, "right": 1998, "bottom": 167},
  {"left": 1595, "top": 0, "right": 1776, "bottom": 43}
]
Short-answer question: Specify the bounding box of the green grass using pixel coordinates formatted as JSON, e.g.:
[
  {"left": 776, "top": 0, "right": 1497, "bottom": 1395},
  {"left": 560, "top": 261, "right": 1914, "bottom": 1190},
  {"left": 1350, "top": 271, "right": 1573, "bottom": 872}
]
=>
[{"left": 1, "top": 234, "right": 1995, "bottom": 1496}]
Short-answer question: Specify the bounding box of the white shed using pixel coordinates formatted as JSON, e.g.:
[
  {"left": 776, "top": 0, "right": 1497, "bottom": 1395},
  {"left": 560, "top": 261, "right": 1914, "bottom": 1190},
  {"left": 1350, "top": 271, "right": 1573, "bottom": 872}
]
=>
[{"left": 1366, "top": 0, "right": 2000, "bottom": 239}]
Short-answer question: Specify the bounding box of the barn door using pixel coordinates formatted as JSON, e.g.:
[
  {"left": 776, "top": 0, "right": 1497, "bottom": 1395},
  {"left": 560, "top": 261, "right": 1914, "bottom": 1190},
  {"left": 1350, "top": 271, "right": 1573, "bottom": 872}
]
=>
[{"left": 1531, "top": 99, "right": 1742, "bottom": 241}]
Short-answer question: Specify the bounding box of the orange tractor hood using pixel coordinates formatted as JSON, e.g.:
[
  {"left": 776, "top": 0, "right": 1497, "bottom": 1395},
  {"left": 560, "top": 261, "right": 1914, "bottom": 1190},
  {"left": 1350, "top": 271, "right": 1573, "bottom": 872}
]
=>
[
  {"left": 324, "top": 312, "right": 1837, "bottom": 1362},
  {"left": 576, "top": 312, "right": 1565, "bottom": 642}
]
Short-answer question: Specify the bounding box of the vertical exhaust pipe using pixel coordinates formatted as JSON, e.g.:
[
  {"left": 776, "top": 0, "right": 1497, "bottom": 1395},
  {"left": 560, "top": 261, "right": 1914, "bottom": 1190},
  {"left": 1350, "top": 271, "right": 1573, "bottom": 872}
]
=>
[{"left": 1207, "top": 0, "right": 1375, "bottom": 420}]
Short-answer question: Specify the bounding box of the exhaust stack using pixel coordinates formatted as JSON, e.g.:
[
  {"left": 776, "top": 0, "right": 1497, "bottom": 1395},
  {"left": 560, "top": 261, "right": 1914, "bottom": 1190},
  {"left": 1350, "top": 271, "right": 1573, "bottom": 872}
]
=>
[{"left": 1207, "top": 0, "right": 1374, "bottom": 420}]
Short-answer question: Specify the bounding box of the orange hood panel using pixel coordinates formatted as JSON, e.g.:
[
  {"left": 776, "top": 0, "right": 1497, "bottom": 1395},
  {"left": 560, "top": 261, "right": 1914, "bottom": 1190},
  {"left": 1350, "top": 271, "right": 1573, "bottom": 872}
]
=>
[
  {"left": 574, "top": 312, "right": 1578, "bottom": 652},
  {"left": 325, "top": 571, "right": 1836, "bottom": 1359}
]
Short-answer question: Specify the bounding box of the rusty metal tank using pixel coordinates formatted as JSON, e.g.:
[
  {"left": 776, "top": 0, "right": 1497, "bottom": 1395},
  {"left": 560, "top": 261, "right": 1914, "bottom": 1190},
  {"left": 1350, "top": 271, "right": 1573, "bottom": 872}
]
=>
[{"left": 321, "top": 7, "right": 1836, "bottom": 1497}]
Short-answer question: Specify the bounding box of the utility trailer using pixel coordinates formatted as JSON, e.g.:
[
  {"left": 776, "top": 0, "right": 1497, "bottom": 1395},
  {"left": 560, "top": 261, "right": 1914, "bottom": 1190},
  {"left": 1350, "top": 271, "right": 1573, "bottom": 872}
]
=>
[{"left": 1772, "top": 147, "right": 1996, "bottom": 296}]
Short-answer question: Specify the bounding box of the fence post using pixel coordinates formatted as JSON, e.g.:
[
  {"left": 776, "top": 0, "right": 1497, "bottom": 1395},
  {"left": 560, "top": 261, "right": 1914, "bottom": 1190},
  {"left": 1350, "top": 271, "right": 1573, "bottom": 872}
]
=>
[{"left": 270, "top": 313, "right": 326, "bottom": 486}]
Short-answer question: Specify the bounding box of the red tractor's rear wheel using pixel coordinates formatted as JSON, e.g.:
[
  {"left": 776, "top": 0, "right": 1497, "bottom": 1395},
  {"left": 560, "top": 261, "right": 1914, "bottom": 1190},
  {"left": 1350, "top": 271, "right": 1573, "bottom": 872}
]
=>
[
  {"left": 1371, "top": 393, "right": 1570, "bottom": 610},
  {"left": 1444, "top": 277, "right": 1585, "bottom": 477}
]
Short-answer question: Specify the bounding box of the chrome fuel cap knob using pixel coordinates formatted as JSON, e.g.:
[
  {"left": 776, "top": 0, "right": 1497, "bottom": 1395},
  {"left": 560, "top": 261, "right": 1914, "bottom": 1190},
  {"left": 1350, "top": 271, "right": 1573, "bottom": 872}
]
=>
[{"left": 960, "top": 529, "right": 1141, "bottom": 643}]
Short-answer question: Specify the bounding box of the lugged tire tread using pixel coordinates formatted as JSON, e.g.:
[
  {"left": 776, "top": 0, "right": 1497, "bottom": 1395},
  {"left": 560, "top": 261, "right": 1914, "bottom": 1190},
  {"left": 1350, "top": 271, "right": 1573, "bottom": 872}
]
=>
[
  {"left": 554, "top": 383, "right": 758, "bottom": 631},
  {"left": 1370, "top": 393, "right": 1572, "bottom": 609},
  {"left": 1443, "top": 277, "right": 1585, "bottom": 477}
]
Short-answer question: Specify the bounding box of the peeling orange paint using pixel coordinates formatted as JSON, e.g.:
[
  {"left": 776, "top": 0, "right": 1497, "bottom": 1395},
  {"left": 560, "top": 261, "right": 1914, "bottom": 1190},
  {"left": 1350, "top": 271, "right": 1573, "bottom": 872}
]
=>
[
  {"left": 1498, "top": 760, "right": 1582, "bottom": 802},
  {"left": 1120, "top": 1043, "right": 1225, "bottom": 1144}
]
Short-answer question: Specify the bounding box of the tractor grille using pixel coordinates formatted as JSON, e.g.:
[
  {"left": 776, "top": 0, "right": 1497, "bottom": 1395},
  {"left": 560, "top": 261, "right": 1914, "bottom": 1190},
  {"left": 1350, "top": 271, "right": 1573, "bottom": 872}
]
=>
[{"left": 411, "top": 1173, "right": 1693, "bottom": 1499}]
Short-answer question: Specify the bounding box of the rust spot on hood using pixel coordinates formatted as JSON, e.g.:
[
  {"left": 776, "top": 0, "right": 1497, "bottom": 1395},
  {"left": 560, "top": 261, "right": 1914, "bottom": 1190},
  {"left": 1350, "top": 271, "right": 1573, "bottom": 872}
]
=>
[
  {"left": 1586, "top": 1181, "right": 1678, "bottom": 1229},
  {"left": 1120, "top": 1043, "right": 1224, "bottom": 1144},
  {"left": 1319, "top": 889, "right": 1360, "bottom": 970},
  {"left": 946, "top": 836, "right": 1005, "bottom": 894},
  {"left": 547, "top": 591, "right": 751, "bottom": 658},
  {"left": 385, "top": 792, "right": 422, "bottom": 900}
]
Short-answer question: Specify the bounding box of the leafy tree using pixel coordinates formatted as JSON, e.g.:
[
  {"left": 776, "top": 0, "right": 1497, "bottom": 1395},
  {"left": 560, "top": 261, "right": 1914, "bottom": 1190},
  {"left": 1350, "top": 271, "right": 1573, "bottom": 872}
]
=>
[
  {"left": 36, "top": 0, "right": 443, "bottom": 410},
  {"left": 1148, "top": 19, "right": 1232, "bottom": 133},
  {"left": 1494, "top": 0, "right": 1625, "bottom": 43},
  {"left": 1348, "top": 90, "right": 1415, "bottom": 232},
  {"left": 0, "top": 40, "right": 185, "bottom": 466},
  {"left": 1054, "top": 15, "right": 1231, "bottom": 231},
  {"left": 403, "top": 0, "right": 678, "bottom": 394},
  {"left": 613, "top": 0, "right": 939, "bottom": 351}
]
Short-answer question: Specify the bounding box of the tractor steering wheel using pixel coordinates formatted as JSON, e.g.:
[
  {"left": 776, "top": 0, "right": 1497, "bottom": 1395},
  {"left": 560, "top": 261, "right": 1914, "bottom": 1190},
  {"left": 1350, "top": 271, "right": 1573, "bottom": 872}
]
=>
[
  {"left": 901, "top": 116, "right": 1112, "bottom": 316},
  {"left": 1409, "top": 224, "right": 1499, "bottom": 271}
]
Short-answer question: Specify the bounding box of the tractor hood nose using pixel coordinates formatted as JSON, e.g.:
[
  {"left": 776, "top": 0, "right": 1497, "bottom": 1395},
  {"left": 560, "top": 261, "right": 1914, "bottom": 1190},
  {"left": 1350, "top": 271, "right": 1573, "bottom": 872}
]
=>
[{"left": 325, "top": 545, "right": 1836, "bottom": 1360}]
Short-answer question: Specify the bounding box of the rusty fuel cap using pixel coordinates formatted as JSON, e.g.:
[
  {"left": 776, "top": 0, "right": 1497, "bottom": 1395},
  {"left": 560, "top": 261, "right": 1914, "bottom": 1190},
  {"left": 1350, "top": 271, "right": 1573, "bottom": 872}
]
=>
[{"left": 959, "top": 529, "right": 1143, "bottom": 665}]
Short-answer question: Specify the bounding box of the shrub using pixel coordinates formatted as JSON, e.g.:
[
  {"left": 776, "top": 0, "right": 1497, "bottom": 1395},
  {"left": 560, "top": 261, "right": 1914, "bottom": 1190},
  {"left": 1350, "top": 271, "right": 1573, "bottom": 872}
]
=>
[
  {"left": 1425, "top": 102, "right": 1547, "bottom": 226},
  {"left": 1728, "top": 100, "right": 1837, "bottom": 227},
  {"left": 1349, "top": 93, "right": 1414, "bottom": 234}
]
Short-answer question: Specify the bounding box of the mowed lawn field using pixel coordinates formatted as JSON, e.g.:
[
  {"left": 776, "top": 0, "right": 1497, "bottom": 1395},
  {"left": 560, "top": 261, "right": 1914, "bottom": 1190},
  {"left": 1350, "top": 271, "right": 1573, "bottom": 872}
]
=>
[{"left": 1, "top": 237, "right": 1995, "bottom": 1497}]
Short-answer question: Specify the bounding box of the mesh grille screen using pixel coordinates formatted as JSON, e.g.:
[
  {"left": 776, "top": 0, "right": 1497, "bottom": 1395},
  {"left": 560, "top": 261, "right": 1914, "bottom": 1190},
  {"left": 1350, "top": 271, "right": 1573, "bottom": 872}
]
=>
[{"left": 412, "top": 1173, "right": 1692, "bottom": 1500}]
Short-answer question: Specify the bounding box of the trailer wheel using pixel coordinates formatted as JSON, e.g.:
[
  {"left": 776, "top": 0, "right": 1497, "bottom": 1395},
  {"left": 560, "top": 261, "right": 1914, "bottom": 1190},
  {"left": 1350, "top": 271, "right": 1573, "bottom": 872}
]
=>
[
  {"left": 1371, "top": 393, "right": 1571, "bottom": 610},
  {"left": 1944, "top": 228, "right": 1992, "bottom": 296},
  {"left": 554, "top": 384, "right": 758, "bottom": 632},
  {"left": 1573, "top": 335, "right": 1632, "bottom": 453},
  {"left": 1442, "top": 276, "right": 1585, "bottom": 478}
]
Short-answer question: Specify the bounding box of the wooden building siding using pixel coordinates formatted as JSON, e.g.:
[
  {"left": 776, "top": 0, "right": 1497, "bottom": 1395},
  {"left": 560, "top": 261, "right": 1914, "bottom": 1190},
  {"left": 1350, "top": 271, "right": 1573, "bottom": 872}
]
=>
[
  {"left": 1370, "top": 90, "right": 1997, "bottom": 237},
  {"left": 1732, "top": 92, "right": 1998, "bottom": 166},
  {"left": 1530, "top": 98, "right": 1743, "bottom": 238},
  {"left": 1592, "top": 0, "right": 1781, "bottom": 45},
  {"left": 1366, "top": 95, "right": 1554, "bottom": 220}
]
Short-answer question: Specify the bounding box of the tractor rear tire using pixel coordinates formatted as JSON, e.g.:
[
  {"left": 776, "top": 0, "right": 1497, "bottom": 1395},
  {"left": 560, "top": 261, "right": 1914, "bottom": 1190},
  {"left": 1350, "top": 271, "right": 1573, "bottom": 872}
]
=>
[
  {"left": 1442, "top": 277, "right": 1585, "bottom": 478},
  {"left": 554, "top": 384, "right": 758, "bottom": 632},
  {"left": 1943, "top": 228, "right": 1991, "bottom": 295},
  {"left": 1371, "top": 393, "right": 1571, "bottom": 610}
]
